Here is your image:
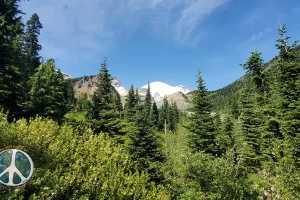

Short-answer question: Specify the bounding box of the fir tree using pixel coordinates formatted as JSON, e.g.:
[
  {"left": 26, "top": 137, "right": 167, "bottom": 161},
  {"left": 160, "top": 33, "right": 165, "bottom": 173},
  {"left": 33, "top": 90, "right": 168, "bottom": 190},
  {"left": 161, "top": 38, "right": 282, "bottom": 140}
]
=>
[
  {"left": 126, "top": 105, "right": 165, "bottom": 183},
  {"left": 150, "top": 102, "right": 159, "bottom": 130},
  {"left": 239, "top": 86, "right": 262, "bottom": 171},
  {"left": 168, "top": 101, "right": 180, "bottom": 132},
  {"left": 87, "top": 58, "right": 122, "bottom": 137},
  {"left": 241, "top": 49, "right": 265, "bottom": 94},
  {"left": 230, "top": 98, "right": 240, "bottom": 120},
  {"left": 144, "top": 82, "right": 152, "bottom": 118},
  {"left": 187, "top": 70, "right": 218, "bottom": 156},
  {"left": 158, "top": 96, "right": 169, "bottom": 132},
  {"left": 28, "top": 59, "right": 69, "bottom": 122},
  {"left": 223, "top": 117, "right": 239, "bottom": 164},
  {"left": 275, "top": 25, "right": 300, "bottom": 166},
  {"left": 113, "top": 88, "right": 123, "bottom": 112},
  {"left": 124, "top": 85, "right": 137, "bottom": 122},
  {"left": 168, "top": 102, "right": 176, "bottom": 133},
  {"left": 135, "top": 89, "right": 140, "bottom": 105},
  {"left": 0, "top": 0, "right": 25, "bottom": 115},
  {"left": 24, "top": 13, "right": 43, "bottom": 75}
]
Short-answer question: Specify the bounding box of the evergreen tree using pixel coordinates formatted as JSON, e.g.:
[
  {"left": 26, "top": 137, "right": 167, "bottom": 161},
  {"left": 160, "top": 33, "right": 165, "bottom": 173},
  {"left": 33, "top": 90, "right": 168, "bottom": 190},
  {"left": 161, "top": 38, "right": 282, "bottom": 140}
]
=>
[
  {"left": 28, "top": 59, "right": 69, "bottom": 122},
  {"left": 239, "top": 86, "right": 262, "bottom": 171},
  {"left": 158, "top": 96, "right": 169, "bottom": 132},
  {"left": 230, "top": 98, "right": 240, "bottom": 120},
  {"left": 87, "top": 58, "right": 122, "bottom": 138},
  {"left": 222, "top": 117, "right": 235, "bottom": 153},
  {"left": 126, "top": 105, "right": 165, "bottom": 183},
  {"left": 113, "top": 88, "right": 123, "bottom": 112},
  {"left": 135, "top": 89, "right": 140, "bottom": 105},
  {"left": 24, "top": 13, "right": 43, "bottom": 75},
  {"left": 187, "top": 70, "right": 219, "bottom": 156},
  {"left": 241, "top": 49, "right": 266, "bottom": 94},
  {"left": 168, "top": 102, "right": 176, "bottom": 133},
  {"left": 150, "top": 102, "right": 159, "bottom": 130},
  {"left": 172, "top": 101, "right": 180, "bottom": 124},
  {"left": 215, "top": 116, "right": 237, "bottom": 159},
  {"left": 275, "top": 25, "right": 300, "bottom": 166},
  {"left": 168, "top": 101, "right": 180, "bottom": 132},
  {"left": 0, "top": 0, "right": 25, "bottom": 115},
  {"left": 65, "top": 79, "right": 75, "bottom": 111},
  {"left": 144, "top": 82, "right": 152, "bottom": 118},
  {"left": 124, "top": 85, "right": 137, "bottom": 122}
]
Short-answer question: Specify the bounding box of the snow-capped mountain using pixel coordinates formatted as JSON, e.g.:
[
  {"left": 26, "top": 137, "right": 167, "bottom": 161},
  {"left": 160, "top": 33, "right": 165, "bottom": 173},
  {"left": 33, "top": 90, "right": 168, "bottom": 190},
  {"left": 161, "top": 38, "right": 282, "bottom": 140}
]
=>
[
  {"left": 140, "top": 81, "right": 192, "bottom": 101},
  {"left": 111, "top": 78, "right": 128, "bottom": 96},
  {"left": 72, "top": 76, "right": 192, "bottom": 108}
]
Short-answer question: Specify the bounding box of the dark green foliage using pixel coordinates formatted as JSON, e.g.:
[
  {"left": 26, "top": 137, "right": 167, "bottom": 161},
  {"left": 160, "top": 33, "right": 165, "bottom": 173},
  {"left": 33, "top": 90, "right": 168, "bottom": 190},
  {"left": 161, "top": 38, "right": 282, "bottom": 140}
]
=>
[
  {"left": 124, "top": 85, "right": 137, "bottom": 122},
  {"left": 0, "top": 0, "right": 25, "bottom": 115},
  {"left": 28, "top": 59, "right": 69, "bottom": 122},
  {"left": 230, "top": 98, "right": 240, "bottom": 119},
  {"left": 135, "top": 88, "right": 140, "bottom": 104},
  {"left": 168, "top": 101, "right": 180, "bottom": 132},
  {"left": 159, "top": 96, "right": 169, "bottom": 131},
  {"left": 126, "top": 105, "right": 165, "bottom": 183},
  {"left": 24, "top": 13, "right": 43, "bottom": 75},
  {"left": 112, "top": 87, "right": 123, "bottom": 112},
  {"left": 150, "top": 102, "right": 159, "bottom": 129},
  {"left": 87, "top": 58, "right": 123, "bottom": 138},
  {"left": 239, "top": 87, "right": 262, "bottom": 171},
  {"left": 241, "top": 50, "right": 266, "bottom": 94},
  {"left": 144, "top": 82, "right": 152, "bottom": 118},
  {"left": 187, "top": 70, "right": 219, "bottom": 156},
  {"left": 63, "top": 79, "right": 76, "bottom": 113},
  {"left": 275, "top": 25, "right": 300, "bottom": 166},
  {"left": 221, "top": 117, "right": 235, "bottom": 153}
]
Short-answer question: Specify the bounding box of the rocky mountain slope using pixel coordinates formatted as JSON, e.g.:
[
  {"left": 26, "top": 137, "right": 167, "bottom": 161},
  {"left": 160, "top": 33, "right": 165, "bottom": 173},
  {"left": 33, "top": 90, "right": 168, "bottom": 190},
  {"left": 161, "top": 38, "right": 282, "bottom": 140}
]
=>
[{"left": 69, "top": 75, "right": 193, "bottom": 110}]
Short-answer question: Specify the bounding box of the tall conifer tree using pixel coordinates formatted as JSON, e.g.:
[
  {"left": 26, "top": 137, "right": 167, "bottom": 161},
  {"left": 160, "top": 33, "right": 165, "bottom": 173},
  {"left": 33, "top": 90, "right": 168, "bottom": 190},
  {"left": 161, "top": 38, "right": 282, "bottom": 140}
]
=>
[
  {"left": 0, "top": 0, "right": 25, "bottom": 115},
  {"left": 150, "top": 102, "right": 159, "bottom": 130},
  {"left": 126, "top": 105, "right": 165, "bottom": 183},
  {"left": 87, "top": 58, "right": 122, "bottom": 137},
  {"left": 124, "top": 85, "right": 137, "bottom": 122},
  {"left": 158, "top": 96, "right": 169, "bottom": 132},
  {"left": 144, "top": 83, "right": 152, "bottom": 118},
  {"left": 24, "top": 13, "right": 43, "bottom": 75},
  {"left": 187, "top": 70, "right": 218, "bottom": 156},
  {"left": 28, "top": 59, "right": 69, "bottom": 121},
  {"left": 239, "top": 86, "right": 262, "bottom": 171},
  {"left": 275, "top": 25, "right": 300, "bottom": 166}
]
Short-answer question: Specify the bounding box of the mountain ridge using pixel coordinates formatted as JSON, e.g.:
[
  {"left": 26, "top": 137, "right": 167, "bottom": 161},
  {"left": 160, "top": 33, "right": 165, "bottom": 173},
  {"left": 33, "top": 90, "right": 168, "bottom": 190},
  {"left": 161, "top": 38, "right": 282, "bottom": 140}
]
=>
[{"left": 70, "top": 74, "right": 193, "bottom": 110}]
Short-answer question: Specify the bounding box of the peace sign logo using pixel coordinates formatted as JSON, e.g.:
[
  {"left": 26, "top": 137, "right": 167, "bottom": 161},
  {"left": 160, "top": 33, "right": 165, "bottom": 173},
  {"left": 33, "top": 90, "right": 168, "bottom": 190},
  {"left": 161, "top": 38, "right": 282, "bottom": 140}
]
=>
[{"left": 0, "top": 149, "right": 34, "bottom": 187}]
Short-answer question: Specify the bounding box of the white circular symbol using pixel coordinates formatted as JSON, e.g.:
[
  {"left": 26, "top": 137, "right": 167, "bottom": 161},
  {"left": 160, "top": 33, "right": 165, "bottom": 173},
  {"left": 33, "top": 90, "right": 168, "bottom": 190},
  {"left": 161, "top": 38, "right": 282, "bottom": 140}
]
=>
[{"left": 0, "top": 149, "right": 34, "bottom": 187}]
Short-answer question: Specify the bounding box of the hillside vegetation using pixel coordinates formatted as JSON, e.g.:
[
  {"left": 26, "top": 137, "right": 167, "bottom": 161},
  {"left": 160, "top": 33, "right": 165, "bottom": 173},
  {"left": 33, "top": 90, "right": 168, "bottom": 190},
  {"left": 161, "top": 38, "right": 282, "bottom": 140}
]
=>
[
  {"left": 210, "top": 45, "right": 300, "bottom": 113},
  {"left": 1, "top": 1, "right": 300, "bottom": 199}
]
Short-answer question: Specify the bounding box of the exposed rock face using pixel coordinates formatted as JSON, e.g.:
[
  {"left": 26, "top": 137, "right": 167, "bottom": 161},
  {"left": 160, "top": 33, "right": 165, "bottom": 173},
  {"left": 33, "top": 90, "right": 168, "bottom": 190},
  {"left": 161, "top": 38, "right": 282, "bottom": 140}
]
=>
[
  {"left": 70, "top": 75, "right": 193, "bottom": 110},
  {"left": 156, "top": 91, "right": 192, "bottom": 111}
]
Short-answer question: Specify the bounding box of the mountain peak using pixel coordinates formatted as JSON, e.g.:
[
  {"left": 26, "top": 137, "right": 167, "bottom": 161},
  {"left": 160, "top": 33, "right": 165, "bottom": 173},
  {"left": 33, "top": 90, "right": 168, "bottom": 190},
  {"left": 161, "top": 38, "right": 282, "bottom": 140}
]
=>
[{"left": 140, "top": 81, "right": 192, "bottom": 101}]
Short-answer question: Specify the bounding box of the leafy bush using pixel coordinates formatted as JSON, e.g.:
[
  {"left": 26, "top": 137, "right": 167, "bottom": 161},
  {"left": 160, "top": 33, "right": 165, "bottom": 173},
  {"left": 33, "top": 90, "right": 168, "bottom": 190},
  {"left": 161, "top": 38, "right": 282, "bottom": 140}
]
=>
[{"left": 0, "top": 112, "right": 170, "bottom": 199}]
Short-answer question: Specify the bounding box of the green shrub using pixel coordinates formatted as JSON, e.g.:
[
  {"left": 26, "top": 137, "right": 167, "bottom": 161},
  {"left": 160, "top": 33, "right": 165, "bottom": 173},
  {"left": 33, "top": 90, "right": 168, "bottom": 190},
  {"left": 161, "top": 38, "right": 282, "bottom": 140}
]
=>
[{"left": 0, "top": 113, "right": 170, "bottom": 199}]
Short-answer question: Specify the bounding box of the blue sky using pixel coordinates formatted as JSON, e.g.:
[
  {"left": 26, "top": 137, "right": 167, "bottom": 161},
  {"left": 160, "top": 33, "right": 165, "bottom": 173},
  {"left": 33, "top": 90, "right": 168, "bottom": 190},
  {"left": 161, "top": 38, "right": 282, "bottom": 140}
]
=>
[{"left": 19, "top": 0, "right": 300, "bottom": 91}]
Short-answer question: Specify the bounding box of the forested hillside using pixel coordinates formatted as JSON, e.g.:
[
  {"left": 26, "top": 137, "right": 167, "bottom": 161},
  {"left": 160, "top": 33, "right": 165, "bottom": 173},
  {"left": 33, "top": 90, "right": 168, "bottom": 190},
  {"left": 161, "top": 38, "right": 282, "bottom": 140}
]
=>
[
  {"left": 1, "top": 1, "right": 300, "bottom": 199},
  {"left": 210, "top": 45, "right": 300, "bottom": 113}
]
